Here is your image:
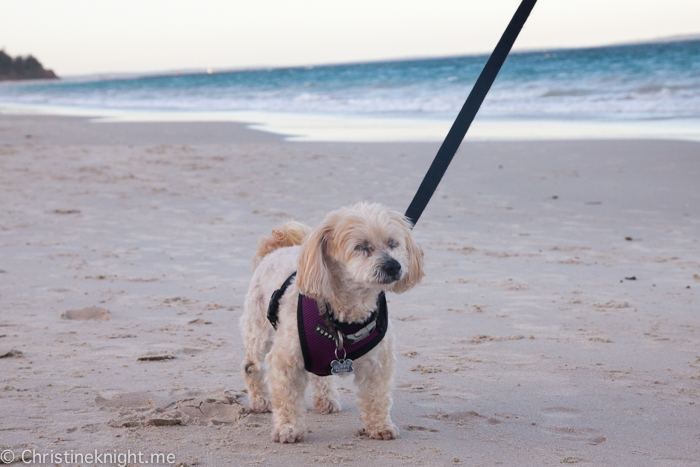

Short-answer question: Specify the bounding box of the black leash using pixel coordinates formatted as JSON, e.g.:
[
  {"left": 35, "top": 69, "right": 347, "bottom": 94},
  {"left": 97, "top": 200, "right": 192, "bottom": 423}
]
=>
[{"left": 404, "top": 0, "right": 537, "bottom": 226}]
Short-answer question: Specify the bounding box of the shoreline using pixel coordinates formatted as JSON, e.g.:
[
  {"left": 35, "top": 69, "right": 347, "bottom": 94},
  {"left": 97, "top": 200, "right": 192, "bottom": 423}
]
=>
[
  {"left": 0, "top": 115, "right": 698, "bottom": 466},
  {"left": 2, "top": 103, "right": 700, "bottom": 143}
]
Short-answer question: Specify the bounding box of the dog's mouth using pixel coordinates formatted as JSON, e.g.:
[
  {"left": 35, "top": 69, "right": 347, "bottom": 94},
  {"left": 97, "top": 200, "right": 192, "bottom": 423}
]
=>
[{"left": 378, "top": 275, "right": 400, "bottom": 284}]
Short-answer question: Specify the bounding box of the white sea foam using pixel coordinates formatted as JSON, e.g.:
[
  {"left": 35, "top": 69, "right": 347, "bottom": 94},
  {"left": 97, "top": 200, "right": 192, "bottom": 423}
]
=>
[{"left": 2, "top": 104, "right": 699, "bottom": 142}]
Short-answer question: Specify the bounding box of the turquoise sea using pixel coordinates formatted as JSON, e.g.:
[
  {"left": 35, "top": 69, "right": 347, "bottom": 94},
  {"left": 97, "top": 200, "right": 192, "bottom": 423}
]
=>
[{"left": 1, "top": 39, "right": 699, "bottom": 141}]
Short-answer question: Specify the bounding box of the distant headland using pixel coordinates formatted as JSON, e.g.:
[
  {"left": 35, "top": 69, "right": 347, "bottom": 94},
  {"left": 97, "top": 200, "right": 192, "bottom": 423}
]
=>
[{"left": 0, "top": 50, "right": 58, "bottom": 81}]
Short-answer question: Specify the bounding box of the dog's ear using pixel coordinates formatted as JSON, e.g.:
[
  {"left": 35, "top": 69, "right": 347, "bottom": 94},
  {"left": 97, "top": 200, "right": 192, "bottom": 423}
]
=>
[
  {"left": 392, "top": 214, "right": 425, "bottom": 294},
  {"left": 297, "top": 216, "right": 335, "bottom": 298}
]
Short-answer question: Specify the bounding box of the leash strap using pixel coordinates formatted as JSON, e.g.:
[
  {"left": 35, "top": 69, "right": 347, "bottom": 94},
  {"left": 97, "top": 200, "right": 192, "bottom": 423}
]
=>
[
  {"left": 266, "top": 272, "right": 297, "bottom": 329},
  {"left": 404, "top": 0, "right": 537, "bottom": 226}
]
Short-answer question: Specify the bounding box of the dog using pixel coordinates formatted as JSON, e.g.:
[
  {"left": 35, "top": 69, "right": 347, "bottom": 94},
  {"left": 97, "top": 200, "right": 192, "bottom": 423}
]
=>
[{"left": 240, "top": 202, "right": 424, "bottom": 443}]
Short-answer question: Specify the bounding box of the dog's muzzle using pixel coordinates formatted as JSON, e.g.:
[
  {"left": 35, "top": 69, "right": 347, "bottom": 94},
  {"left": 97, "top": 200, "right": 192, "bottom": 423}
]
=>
[{"left": 379, "top": 258, "right": 402, "bottom": 283}]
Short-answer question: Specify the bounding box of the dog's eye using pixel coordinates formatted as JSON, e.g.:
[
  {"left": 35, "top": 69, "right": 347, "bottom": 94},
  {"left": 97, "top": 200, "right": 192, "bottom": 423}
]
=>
[
  {"left": 354, "top": 243, "right": 372, "bottom": 255},
  {"left": 388, "top": 239, "right": 399, "bottom": 249}
]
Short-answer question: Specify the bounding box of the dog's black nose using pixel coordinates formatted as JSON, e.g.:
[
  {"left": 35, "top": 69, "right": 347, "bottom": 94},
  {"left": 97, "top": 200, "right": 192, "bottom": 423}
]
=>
[{"left": 382, "top": 258, "right": 401, "bottom": 278}]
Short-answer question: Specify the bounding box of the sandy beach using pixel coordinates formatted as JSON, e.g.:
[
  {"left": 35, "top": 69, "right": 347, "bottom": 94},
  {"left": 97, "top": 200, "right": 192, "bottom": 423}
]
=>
[{"left": 1, "top": 114, "right": 699, "bottom": 466}]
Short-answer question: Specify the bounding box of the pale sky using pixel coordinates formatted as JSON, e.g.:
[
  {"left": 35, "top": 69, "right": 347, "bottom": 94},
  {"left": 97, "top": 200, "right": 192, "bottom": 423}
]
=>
[{"left": 2, "top": 0, "right": 699, "bottom": 76}]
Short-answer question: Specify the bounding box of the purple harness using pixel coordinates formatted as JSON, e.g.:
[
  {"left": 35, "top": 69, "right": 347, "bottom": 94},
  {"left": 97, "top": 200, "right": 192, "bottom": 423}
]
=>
[
  {"left": 267, "top": 273, "right": 388, "bottom": 377},
  {"left": 297, "top": 292, "right": 388, "bottom": 376}
]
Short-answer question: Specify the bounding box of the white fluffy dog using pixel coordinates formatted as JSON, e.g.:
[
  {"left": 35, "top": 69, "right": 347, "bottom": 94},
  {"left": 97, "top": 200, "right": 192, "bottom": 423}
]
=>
[{"left": 240, "top": 202, "right": 424, "bottom": 443}]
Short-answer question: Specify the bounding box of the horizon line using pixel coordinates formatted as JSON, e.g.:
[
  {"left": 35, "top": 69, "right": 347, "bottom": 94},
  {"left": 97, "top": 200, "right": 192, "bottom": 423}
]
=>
[{"left": 33, "top": 32, "right": 700, "bottom": 82}]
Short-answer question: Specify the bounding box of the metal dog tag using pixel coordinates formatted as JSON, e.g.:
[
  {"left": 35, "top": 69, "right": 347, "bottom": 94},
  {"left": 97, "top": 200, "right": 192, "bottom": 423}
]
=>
[{"left": 330, "top": 358, "right": 354, "bottom": 375}]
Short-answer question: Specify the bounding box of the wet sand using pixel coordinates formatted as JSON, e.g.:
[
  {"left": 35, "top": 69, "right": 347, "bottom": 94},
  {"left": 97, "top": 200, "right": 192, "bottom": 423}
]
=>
[{"left": 1, "top": 114, "right": 699, "bottom": 466}]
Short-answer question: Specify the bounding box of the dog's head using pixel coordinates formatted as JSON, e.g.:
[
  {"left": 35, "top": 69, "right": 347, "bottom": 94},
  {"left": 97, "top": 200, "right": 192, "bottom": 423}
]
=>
[{"left": 297, "top": 202, "right": 424, "bottom": 299}]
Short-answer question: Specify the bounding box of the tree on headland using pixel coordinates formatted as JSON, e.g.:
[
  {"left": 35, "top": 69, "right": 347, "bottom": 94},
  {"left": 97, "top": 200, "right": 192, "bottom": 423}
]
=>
[{"left": 0, "top": 49, "right": 58, "bottom": 81}]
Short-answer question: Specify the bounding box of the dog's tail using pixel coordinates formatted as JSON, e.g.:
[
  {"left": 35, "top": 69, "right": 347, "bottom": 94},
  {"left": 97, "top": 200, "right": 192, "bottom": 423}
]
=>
[{"left": 253, "top": 221, "right": 311, "bottom": 269}]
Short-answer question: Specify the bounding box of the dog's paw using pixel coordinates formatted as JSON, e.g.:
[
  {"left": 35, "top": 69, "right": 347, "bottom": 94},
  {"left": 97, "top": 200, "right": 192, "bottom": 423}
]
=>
[
  {"left": 313, "top": 397, "right": 341, "bottom": 414},
  {"left": 272, "top": 425, "right": 305, "bottom": 443},
  {"left": 362, "top": 424, "right": 399, "bottom": 440},
  {"left": 249, "top": 397, "right": 272, "bottom": 413}
]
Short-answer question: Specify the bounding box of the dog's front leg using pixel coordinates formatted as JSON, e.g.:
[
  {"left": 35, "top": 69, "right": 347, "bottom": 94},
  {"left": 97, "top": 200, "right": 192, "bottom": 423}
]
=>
[
  {"left": 353, "top": 332, "right": 398, "bottom": 440},
  {"left": 268, "top": 346, "right": 308, "bottom": 443}
]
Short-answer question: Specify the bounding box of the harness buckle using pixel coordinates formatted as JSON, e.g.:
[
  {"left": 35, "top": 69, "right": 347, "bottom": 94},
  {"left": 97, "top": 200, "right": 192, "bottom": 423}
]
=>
[{"left": 344, "top": 319, "right": 377, "bottom": 344}]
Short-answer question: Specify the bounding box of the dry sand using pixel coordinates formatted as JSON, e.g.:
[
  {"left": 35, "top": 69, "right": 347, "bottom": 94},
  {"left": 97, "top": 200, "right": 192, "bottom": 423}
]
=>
[{"left": 1, "top": 114, "right": 699, "bottom": 466}]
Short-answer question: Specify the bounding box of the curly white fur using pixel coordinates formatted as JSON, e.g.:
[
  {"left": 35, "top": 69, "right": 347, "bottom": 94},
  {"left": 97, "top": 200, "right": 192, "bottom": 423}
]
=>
[{"left": 240, "top": 202, "right": 424, "bottom": 443}]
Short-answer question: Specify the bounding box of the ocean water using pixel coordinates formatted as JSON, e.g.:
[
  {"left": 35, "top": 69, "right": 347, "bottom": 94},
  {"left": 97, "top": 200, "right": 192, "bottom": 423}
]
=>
[{"left": 1, "top": 39, "right": 699, "bottom": 141}]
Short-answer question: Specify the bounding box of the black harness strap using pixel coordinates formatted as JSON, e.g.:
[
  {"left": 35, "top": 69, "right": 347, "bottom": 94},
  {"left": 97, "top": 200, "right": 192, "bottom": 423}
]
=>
[
  {"left": 266, "top": 272, "right": 297, "bottom": 330},
  {"left": 404, "top": 0, "right": 537, "bottom": 226}
]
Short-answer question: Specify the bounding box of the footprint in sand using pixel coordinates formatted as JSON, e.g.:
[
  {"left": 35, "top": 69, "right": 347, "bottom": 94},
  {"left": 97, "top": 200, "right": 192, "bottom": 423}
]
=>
[
  {"left": 0, "top": 348, "right": 23, "bottom": 358},
  {"left": 98, "top": 391, "right": 248, "bottom": 427},
  {"left": 539, "top": 425, "right": 607, "bottom": 445},
  {"left": 425, "top": 410, "right": 502, "bottom": 426},
  {"left": 539, "top": 407, "right": 606, "bottom": 445},
  {"left": 95, "top": 391, "right": 169, "bottom": 409},
  {"left": 397, "top": 381, "right": 444, "bottom": 393},
  {"left": 456, "top": 335, "right": 525, "bottom": 345},
  {"left": 402, "top": 424, "right": 439, "bottom": 433},
  {"left": 62, "top": 306, "right": 110, "bottom": 321},
  {"left": 540, "top": 407, "right": 582, "bottom": 418},
  {"left": 187, "top": 318, "right": 212, "bottom": 325}
]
